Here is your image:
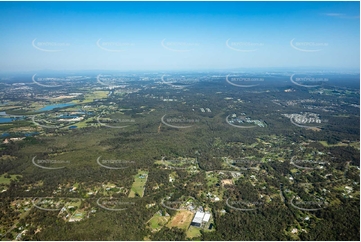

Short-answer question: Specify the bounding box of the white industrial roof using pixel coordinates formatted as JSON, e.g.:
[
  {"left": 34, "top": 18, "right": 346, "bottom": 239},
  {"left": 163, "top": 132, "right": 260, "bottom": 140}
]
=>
[
  {"left": 203, "top": 213, "right": 211, "bottom": 222},
  {"left": 192, "top": 211, "right": 205, "bottom": 224}
]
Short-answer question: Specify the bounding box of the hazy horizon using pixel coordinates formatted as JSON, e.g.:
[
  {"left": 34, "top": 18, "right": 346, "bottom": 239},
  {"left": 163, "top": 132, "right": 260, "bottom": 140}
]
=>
[{"left": 0, "top": 1, "right": 359, "bottom": 72}]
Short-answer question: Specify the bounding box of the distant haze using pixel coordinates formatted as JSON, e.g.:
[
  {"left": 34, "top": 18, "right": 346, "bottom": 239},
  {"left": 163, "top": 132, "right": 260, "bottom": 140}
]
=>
[{"left": 0, "top": 1, "right": 359, "bottom": 72}]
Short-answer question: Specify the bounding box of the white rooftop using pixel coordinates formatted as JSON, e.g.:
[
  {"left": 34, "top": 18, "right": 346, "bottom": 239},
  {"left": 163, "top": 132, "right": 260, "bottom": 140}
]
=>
[
  {"left": 192, "top": 211, "right": 205, "bottom": 224},
  {"left": 203, "top": 213, "right": 211, "bottom": 222}
]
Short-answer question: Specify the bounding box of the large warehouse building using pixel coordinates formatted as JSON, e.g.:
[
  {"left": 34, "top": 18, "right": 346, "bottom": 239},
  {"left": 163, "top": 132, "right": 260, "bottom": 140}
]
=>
[{"left": 190, "top": 211, "right": 211, "bottom": 227}]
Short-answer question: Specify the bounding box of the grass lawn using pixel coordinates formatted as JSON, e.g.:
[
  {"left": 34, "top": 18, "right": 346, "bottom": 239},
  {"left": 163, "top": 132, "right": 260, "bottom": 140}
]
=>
[
  {"left": 206, "top": 173, "right": 218, "bottom": 187},
  {"left": 69, "top": 209, "right": 85, "bottom": 222},
  {"left": 0, "top": 174, "right": 22, "bottom": 184},
  {"left": 186, "top": 226, "right": 202, "bottom": 239},
  {"left": 128, "top": 170, "right": 148, "bottom": 198},
  {"left": 319, "top": 140, "right": 359, "bottom": 149},
  {"left": 66, "top": 199, "right": 82, "bottom": 209},
  {"left": 63, "top": 117, "right": 94, "bottom": 129},
  {"left": 73, "top": 91, "right": 109, "bottom": 104},
  {"left": 147, "top": 212, "right": 170, "bottom": 232}
]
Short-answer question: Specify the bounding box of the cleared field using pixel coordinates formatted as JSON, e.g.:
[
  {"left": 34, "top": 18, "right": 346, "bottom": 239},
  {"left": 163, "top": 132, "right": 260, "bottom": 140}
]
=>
[
  {"left": 128, "top": 170, "right": 148, "bottom": 198},
  {"left": 65, "top": 199, "right": 82, "bottom": 208},
  {"left": 0, "top": 174, "right": 22, "bottom": 184},
  {"left": 154, "top": 157, "right": 197, "bottom": 170},
  {"left": 64, "top": 117, "right": 94, "bottom": 129},
  {"left": 186, "top": 226, "right": 202, "bottom": 239},
  {"left": 0, "top": 105, "right": 23, "bottom": 111},
  {"left": 221, "top": 179, "right": 233, "bottom": 186},
  {"left": 147, "top": 212, "right": 170, "bottom": 232},
  {"left": 69, "top": 209, "right": 85, "bottom": 222},
  {"left": 167, "top": 210, "right": 194, "bottom": 230},
  {"left": 319, "top": 141, "right": 360, "bottom": 149},
  {"left": 206, "top": 173, "right": 218, "bottom": 187},
  {"left": 73, "top": 91, "right": 109, "bottom": 104}
]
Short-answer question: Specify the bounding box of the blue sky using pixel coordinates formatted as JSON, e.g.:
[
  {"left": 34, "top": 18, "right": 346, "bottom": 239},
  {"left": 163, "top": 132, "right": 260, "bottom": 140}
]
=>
[{"left": 0, "top": 1, "right": 359, "bottom": 72}]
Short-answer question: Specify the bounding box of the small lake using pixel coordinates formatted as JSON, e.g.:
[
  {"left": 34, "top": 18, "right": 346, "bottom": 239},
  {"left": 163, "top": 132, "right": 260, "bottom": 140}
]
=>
[
  {"left": 1, "top": 132, "right": 39, "bottom": 137},
  {"left": 0, "top": 117, "right": 24, "bottom": 123},
  {"left": 37, "top": 103, "right": 75, "bottom": 112}
]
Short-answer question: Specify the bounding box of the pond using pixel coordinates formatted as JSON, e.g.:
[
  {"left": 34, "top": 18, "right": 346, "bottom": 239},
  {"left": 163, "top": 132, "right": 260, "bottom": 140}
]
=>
[
  {"left": 0, "top": 117, "right": 24, "bottom": 123},
  {"left": 37, "top": 103, "right": 75, "bottom": 112}
]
